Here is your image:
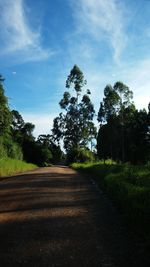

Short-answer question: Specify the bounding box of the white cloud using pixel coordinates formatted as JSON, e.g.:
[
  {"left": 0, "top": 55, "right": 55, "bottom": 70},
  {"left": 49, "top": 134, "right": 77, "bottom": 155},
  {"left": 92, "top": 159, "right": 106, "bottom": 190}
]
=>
[
  {"left": 0, "top": 0, "right": 52, "bottom": 62},
  {"left": 73, "top": 0, "right": 127, "bottom": 63},
  {"left": 22, "top": 113, "right": 57, "bottom": 138}
]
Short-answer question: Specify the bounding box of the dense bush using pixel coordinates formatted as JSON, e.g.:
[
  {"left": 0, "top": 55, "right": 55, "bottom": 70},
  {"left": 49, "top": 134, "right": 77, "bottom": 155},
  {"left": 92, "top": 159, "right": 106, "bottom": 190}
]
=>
[
  {"left": 67, "top": 147, "right": 95, "bottom": 164},
  {"left": 0, "top": 136, "right": 23, "bottom": 160},
  {"left": 4, "top": 138, "right": 23, "bottom": 160},
  {"left": 40, "top": 147, "right": 52, "bottom": 166}
]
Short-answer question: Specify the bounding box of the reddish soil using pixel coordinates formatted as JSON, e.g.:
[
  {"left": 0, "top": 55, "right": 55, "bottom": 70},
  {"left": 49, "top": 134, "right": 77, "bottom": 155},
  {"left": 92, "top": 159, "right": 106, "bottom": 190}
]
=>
[{"left": 0, "top": 166, "right": 149, "bottom": 266}]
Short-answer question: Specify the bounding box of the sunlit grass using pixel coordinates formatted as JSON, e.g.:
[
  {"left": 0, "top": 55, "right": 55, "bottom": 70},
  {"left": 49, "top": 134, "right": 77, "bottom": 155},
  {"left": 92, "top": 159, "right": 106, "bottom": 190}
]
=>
[{"left": 0, "top": 158, "right": 37, "bottom": 177}]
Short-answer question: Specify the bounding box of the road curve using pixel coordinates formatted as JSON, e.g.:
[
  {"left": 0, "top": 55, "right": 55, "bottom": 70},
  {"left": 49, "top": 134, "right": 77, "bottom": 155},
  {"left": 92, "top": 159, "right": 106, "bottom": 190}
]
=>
[{"left": 0, "top": 166, "right": 148, "bottom": 266}]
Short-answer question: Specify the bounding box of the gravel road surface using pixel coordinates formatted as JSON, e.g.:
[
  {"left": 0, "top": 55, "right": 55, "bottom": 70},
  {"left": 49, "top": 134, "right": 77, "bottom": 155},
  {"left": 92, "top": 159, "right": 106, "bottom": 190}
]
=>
[{"left": 0, "top": 166, "right": 149, "bottom": 266}]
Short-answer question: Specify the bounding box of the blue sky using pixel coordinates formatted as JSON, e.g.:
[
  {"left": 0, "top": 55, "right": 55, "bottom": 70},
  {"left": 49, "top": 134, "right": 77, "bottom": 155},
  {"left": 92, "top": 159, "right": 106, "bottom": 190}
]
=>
[{"left": 0, "top": 0, "right": 150, "bottom": 137}]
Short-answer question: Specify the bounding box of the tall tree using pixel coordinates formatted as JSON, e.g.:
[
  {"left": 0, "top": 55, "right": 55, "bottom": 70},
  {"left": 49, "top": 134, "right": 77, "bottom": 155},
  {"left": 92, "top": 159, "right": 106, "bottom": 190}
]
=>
[
  {"left": 0, "top": 75, "right": 11, "bottom": 136},
  {"left": 52, "top": 65, "right": 96, "bottom": 151},
  {"left": 130, "top": 108, "right": 150, "bottom": 163},
  {"left": 97, "top": 82, "right": 135, "bottom": 162},
  {"left": 0, "top": 77, "right": 23, "bottom": 160}
]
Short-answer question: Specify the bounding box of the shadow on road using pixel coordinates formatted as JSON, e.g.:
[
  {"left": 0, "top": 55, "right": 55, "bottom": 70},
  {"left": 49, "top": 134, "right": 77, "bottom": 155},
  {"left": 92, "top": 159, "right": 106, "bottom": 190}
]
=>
[{"left": 0, "top": 167, "right": 149, "bottom": 267}]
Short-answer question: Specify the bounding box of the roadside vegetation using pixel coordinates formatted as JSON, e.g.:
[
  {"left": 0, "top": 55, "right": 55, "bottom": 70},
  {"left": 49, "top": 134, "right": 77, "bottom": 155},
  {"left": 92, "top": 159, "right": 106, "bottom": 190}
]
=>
[
  {"left": 0, "top": 75, "right": 63, "bottom": 174},
  {"left": 0, "top": 158, "right": 37, "bottom": 177},
  {"left": 72, "top": 161, "right": 150, "bottom": 240}
]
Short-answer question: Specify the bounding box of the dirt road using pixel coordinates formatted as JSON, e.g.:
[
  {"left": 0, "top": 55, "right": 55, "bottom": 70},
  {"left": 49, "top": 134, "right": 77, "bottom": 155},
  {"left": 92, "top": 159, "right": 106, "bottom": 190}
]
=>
[{"left": 0, "top": 166, "right": 148, "bottom": 266}]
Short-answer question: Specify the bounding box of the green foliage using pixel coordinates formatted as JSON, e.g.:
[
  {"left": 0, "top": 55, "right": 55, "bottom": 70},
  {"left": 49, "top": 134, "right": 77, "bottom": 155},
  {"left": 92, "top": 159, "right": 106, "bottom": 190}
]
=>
[
  {"left": 11, "top": 113, "right": 62, "bottom": 166},
  {"left": 0, "top": 158, "right": 37, "bottom": 177},
  {"left": 3, "top": 138, "right": 23, "bottom": 160},
  {"left": 71, "top": 160, "right": 116, "bottom": 170},
  {"left": 0, "top": 139, "right": 7, "bottom": 158},
  {"left": 66, "top": 64, "right": 86, "bottom": 95},
  {"left": 40, "top": 147, "right": 52, "bottom": 166},
  {"left": 0, "top": 81, "right": 23, "bottom": 162},
  {"left": 52, "top": 65, "right": 96, "bottom": 152},
  {"left": 97, "top": 82, "right": 150, "bottom": 163},
  {"left": 67, "top": 147, "right": 95, "bottom": 164},
  {"left": 0, "top": 75, "right": 12, "bottom": 136},
  {"left": 37, "top": 134, "right": 62, "bottom": 165},
  {"left": 11, "top": 110, "right": 24, "bottom": 131},
  {"left": 72, "top": 162, "right": 150, "bottom": 237},
  {"left": 0, "top": 136, "right": 23, "bottom": 160}
]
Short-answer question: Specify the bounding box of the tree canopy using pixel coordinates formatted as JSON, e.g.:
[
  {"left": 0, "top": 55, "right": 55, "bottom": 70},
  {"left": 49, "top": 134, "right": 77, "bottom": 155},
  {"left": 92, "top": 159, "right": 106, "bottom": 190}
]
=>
[
  {"left": 52, "top": 65, "right": 96, "bottom": 152},
  {"left": 0, "top": 75, "right": 12, "bottom": 136},
  {"left": 97, "top": 82, "right": 150, "bottom": 163}
]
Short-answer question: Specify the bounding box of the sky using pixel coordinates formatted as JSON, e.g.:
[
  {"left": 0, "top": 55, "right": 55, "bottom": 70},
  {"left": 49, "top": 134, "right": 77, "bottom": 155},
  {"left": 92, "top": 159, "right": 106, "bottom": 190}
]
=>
[{"left": 0, "top": 0, "right": 150, "bottom": 137}]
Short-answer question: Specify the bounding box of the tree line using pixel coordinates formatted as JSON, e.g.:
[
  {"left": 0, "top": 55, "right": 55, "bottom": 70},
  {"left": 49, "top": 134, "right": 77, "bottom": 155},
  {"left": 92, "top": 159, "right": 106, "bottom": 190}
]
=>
[
  {"left": 0, "top": 75, "right": 62, "bottom": 166},
  {"left": 97, "top": 82, "right": 150, "bottom": 163},
  {"left": 0, "top": 65, "right": 150, "bottom": 165}
]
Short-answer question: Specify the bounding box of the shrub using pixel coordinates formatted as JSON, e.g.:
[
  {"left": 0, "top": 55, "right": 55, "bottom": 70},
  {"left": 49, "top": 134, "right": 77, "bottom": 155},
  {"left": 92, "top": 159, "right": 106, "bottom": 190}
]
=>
[
  {"left": 40, "top": 147, "right": 53, "bottom": 166},
  {"left": 67, "top": 147, "right": 94, "bottom": 164},
  {"left": 3, "top": 138, "right": 23, "bottom": 160},
  {"left": 0, "top": 136, "right": 23, "bottom": 160}
]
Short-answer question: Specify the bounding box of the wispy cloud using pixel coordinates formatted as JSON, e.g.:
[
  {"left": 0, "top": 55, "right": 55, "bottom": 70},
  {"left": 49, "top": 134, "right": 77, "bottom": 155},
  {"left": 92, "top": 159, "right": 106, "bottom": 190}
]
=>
[
  {"left": 121, "top": 58, "right": 150, "bottom": 110},
  {"left": 84, "top": 58, "right": 150, "bottom": 111},
  {"left": 72, "top": 0, "right": 127, "bottom": 63},
  {"left": 0, "top": 0, "right": 53, "bottom": 63},
  {"left": 66, "top": 0, "right": 149, "bottom": 111}
]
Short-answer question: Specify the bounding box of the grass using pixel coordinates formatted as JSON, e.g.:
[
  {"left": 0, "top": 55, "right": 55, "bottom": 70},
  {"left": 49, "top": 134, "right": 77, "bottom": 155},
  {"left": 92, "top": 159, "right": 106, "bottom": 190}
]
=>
[
  {"left": 71, "top": 161, "right": 150, "bottom": 240},
  {"left": 0, "top": 158, "right": 38, "bottom": 177}
]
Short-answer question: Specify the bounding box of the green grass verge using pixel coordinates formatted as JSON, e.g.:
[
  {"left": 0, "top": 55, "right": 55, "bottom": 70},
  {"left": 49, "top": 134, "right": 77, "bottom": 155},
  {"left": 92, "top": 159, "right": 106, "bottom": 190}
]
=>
[
  {"left": 71, "top": 161, "right": 150, "bottom": 239},
  {"left": 0, "top": 158, "right": 38, "bottom": 177}
]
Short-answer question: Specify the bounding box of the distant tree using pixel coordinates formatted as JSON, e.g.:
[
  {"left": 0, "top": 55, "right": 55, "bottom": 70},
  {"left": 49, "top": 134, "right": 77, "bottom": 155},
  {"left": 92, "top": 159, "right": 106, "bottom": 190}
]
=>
[
  {"left": 52, "top": 65, "right": 96, "bottom": 152},
  {"left": 11, "top": 112, "right": 62, "bottom": 165},
  {"left": 11, "top": 110, "right": 24, "bottom": 131},
  {"left": 21, "top": 122, "right": 35, "bottom": 140},
  {"left": 98, "top": 84, "right": 120, "bottom": 123},
  {"left": 11, "top": 109, "right": 36, "bottom": 162},
  {"left": 11, "top": 110, "right": 25, "bottom": 144},
  {"left": 19, "top": 122, "right": 35, "bottom": 163},
  {"left": 37, "top": 134, "right": 62, "bottom": 164}
]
